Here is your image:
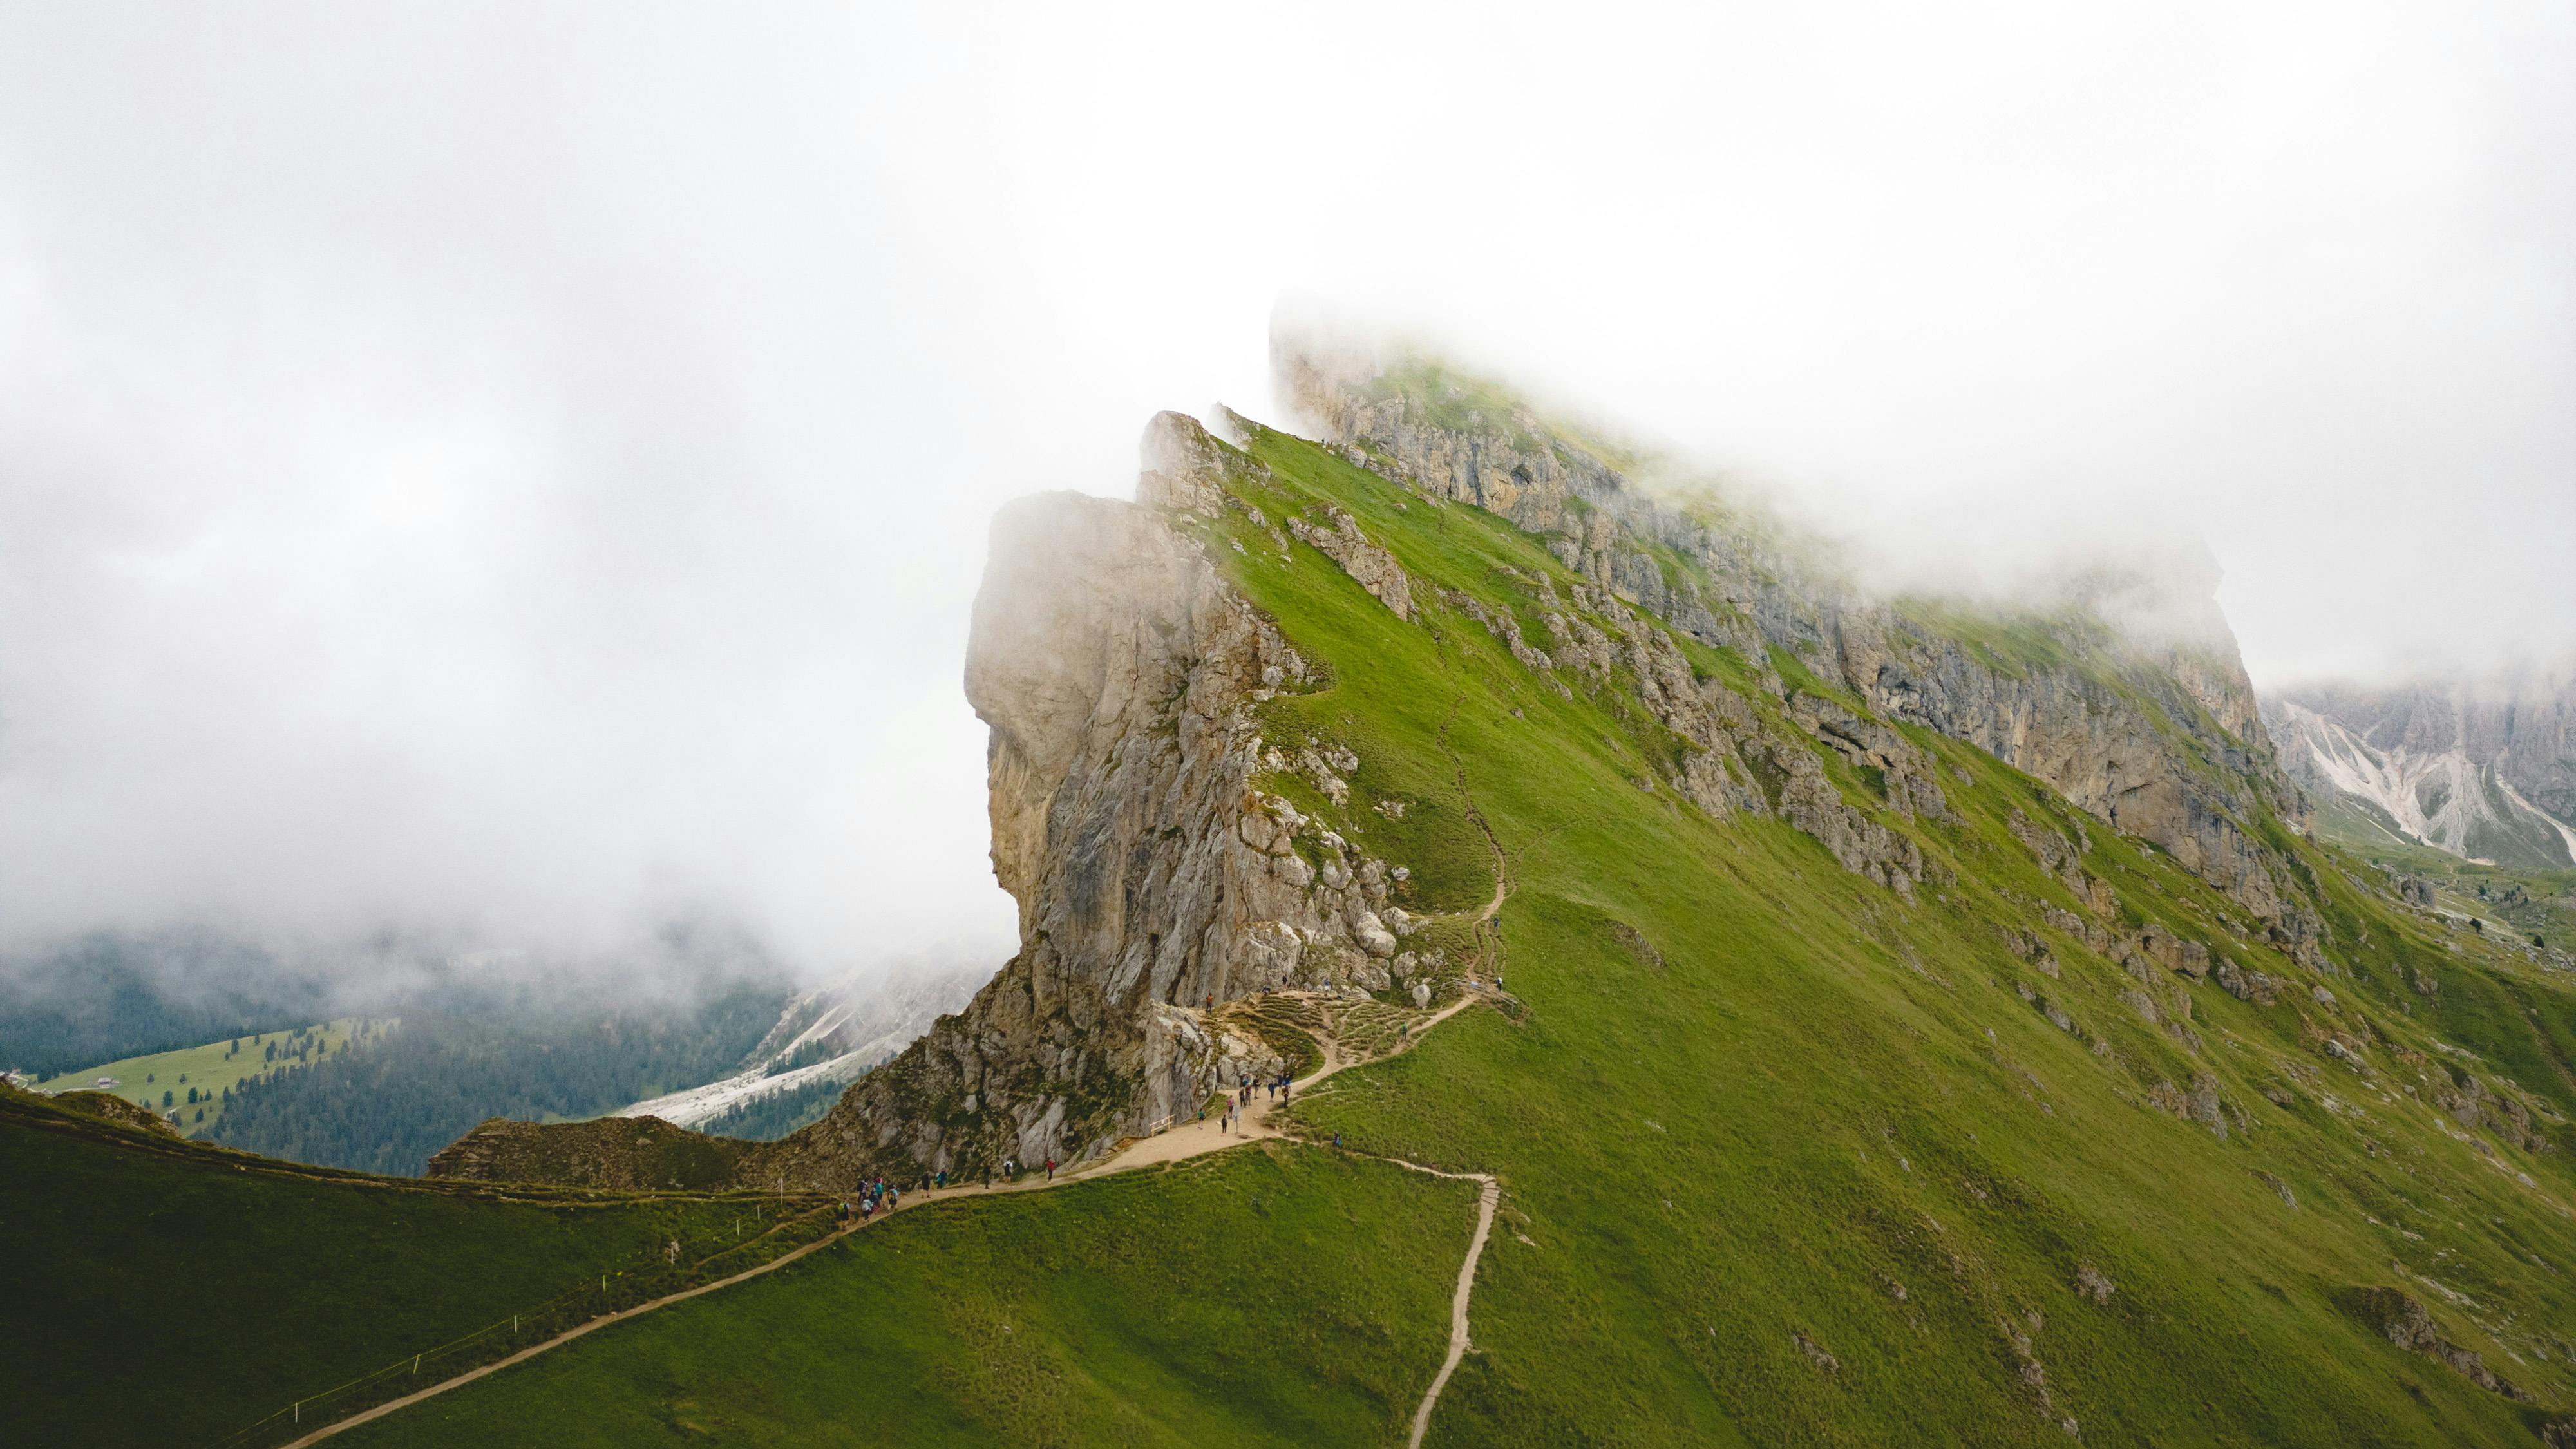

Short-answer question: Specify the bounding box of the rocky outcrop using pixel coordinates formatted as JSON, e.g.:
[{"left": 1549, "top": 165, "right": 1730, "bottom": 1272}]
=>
[
  {"left": 1285, "top": 507, "right": 1414, "bottom": 620},
  {"left": 1138, "top": 407, "right": 1261, "bottom": 516},
  {"left": 1448, "top": 560, "right": 1935, "bottom": 890},
  {"left": 1441, "top": 584, "right": 1558, "bottom": 679},
  {"left": 2213, "top": 958, "right": 2282, "bottom": 1005},
  {"left": 430, "top": 415, "right": 1437, "bottom": 1193},
  {"left": 2430, "top": 1066, "right": 2556, "bottom": 1155},
  {"left": 426, "top": 1115, "right": 752, "bottom": 1191},
  {"left": 2344, "top": 1286, "right": 2533, "bottom": 1401},
  {"left": 1277, "top": 331, "right": 2315, "bottom": 938},
  {"left": 2072, "top": 1264, "right": 2116, "bottom": 1303},
  {"left": 762, "top": 437, "right": 1426, "bottom": 1186},
  {"left": 1768, "top": 744, "right": 1927, "bottom": 897}
]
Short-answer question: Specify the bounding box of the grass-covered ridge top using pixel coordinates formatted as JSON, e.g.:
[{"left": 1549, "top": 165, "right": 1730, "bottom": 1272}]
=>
[{"left": 1168, "top": 413, "right": 2576, "bottom": 1440}]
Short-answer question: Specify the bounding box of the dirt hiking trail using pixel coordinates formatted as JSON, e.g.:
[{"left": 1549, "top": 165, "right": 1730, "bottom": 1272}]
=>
[{"left": 270, "top": 982, "right": 1508, "bottom": 1447}]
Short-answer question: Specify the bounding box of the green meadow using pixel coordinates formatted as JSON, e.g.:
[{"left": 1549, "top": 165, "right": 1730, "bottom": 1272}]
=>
[
  {"left": 34, "top": 1016, "right": 393, "bottom": 1137},
  {"left": 1, "top": 1087, "right": 822, "bottom": 1447},
  {"left": 337, "top": 1147, "right": 1473, "bottom": 1448}
]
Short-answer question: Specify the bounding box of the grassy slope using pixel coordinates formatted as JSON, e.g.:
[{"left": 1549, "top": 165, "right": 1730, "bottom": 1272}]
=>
[
  {"left": 59, "top": 424, "right": 2576, "bottom": 1447},
  {"left": 337, "top": 1146, "right": 1474, "bottom": 1449},
  {"left": 0, "top": 1090, "right": 781, "bottom": 1446},
  {"left": 33, "top": 1016, "right": 392, "bottom": 1137},
  {"left": 1211, "top": 428, "right": 2576, "bottom": 1445},
  {"left": 2314, "top": 804, "right": 2576, "bottom": 952}
]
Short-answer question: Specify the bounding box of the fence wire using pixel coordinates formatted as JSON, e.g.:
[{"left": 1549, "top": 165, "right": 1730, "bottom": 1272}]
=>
[{"left": 198, "top": 1198, "right": 838, "bottom": 1449}]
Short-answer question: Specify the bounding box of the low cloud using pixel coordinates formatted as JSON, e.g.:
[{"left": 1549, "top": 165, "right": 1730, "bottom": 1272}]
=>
[{"left": 3, "top": 3, "right": 2567, "bottom": 979}]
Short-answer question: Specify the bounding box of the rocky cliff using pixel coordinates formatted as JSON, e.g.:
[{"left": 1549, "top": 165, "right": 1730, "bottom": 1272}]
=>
[
  {"left": 432, "top": 416, "right": 1453, "bottom": 1191},
  {"left": 745, "top": 457, "right": 1385, "bottom": 1187}
]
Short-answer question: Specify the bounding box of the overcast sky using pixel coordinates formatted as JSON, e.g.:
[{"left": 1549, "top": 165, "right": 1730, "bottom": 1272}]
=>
[{"left": 3, "top": 2, "right": 2569, "bottom": 976}]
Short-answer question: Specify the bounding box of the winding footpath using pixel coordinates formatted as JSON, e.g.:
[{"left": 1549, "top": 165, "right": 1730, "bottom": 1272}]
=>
[
  {"left": 268, "top": 985, "right": 1506, "bottom": 1448},
  {"left": 281, "top": 730, "right": 1521, "bottom": 1446},
  {"left": 1399, "top": 1162, "right": 1501, "bottom": 1449},
  {"left": 277, "top": 1219, "right": 855, "bottom": 1448}
]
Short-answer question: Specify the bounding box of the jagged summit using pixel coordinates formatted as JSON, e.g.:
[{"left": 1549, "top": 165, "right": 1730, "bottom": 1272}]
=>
[{"left": 1271, "top": 325, "right": 2248, "bottom": 652}]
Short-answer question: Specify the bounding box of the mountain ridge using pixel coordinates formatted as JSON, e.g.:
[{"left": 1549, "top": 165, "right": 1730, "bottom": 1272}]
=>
[
  {"left": 45, "top": 331, "right": 2576, "bottom": 1445},
  {"left": 443, "top": 334, "right": 2347, "bottom": 1195}
]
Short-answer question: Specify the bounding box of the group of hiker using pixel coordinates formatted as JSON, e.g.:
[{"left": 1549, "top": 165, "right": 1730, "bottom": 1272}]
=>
[
  {"left": 837, "top": 1177, "right": 904, "bottom": 1224},
  {"left": 1206, "top": 1068, "right": 1300, "bottom": 1135},
  {"left": 938, "top": 1150, "right": 1056, "bottom": 1186},
  {"left": 828, "top": 998, "right": 1456, "bottom": 1227},
  {"left": 838, "top": 1155, "right": 1072, "bottom": 1227}
]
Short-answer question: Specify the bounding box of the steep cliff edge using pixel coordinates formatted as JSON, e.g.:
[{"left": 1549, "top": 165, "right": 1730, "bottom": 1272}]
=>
[
  {"left": 752, "top": 471, "right": 1314, "bottom": 1186},
  {"left": 433, "top": 419, "right": 1445, "bottom": 1190}
]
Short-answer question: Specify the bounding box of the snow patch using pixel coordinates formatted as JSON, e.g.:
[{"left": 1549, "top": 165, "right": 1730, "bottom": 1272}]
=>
[
  {"left": 609, "top": 962, "right": 985, "bottom": 1131},
  {"left": 614, "top": 1052, "right": 873, "bottom": 1131}
]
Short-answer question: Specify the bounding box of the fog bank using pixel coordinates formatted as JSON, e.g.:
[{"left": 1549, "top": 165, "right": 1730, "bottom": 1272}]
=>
[{"left": 3, "top": 2, "right": 2567, "bottom": 976}]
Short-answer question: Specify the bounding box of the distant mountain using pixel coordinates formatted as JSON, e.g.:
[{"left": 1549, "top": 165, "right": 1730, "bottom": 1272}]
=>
[
  {"left": 607, "top": 963, "right": 983, "bottom": 1133},
  {"left": 209, "top": 980, "right": 791, "bottom": 1174},
  {"left": 2264, "top": 676, "right": 2576, "bottom": 869},
  {"left": 3, "top": 922, "right": 838, "bottom": 1172}
]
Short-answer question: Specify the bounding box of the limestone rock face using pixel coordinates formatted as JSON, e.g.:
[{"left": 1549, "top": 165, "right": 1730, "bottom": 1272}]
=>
[
  {"left": 426, "top": 415, "right": 1430, "bottom": 1194},
  {"left": 1137, "top": 409, "right": 1254, "bottom": 516},
  {"left": 2346, "top": 1286, "right": 2533, "bottom": 1401},
  {"left": 744, "top": 421, "right": 1427, "bottom": 1188},
  {"left": 1828, "top": 619, "right": 2297, "bottom": 931},
  {"left": 1277, "top": 333, "right": 2314, "bottom": 940},
  {"left": 2273, "top": 674, "right": 2576, "bottom": 827},
  {"left": 1286, "top": 506, "right": 1414, "bottom": 620},
  {"left": 963, "top": 486, "right": 1289, "bottom": 983}
]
